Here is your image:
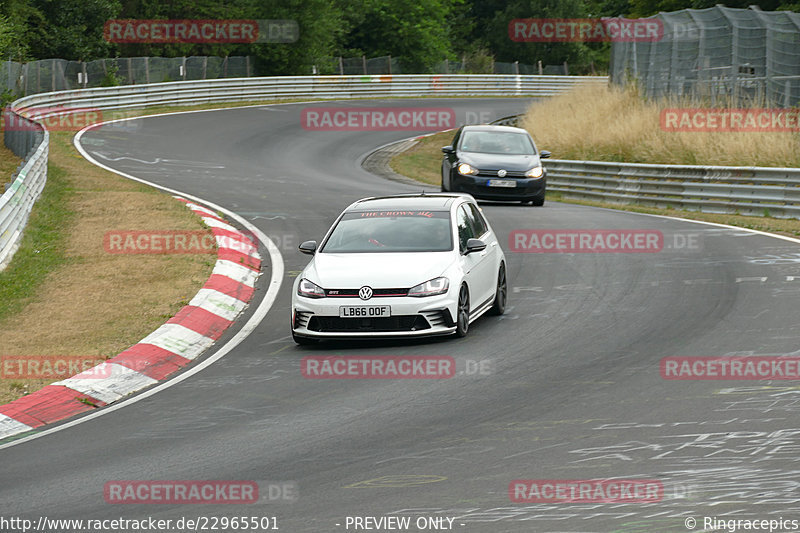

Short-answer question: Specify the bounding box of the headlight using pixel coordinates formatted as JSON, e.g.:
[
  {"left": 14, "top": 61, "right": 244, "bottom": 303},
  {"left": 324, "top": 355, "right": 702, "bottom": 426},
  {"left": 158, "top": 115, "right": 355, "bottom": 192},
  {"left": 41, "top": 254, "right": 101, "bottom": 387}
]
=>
[
  {"left": 298, "top": 278, "right": 325, "bottom": 298},
  {"left": 408, "top": 277, "right": 449, "bottom": 297},
  {"left": 526, "top": 166, "right": 544, "bottom": 178},
  {"left": 458, "top": 163, "right": 479, "bottom": 176}
]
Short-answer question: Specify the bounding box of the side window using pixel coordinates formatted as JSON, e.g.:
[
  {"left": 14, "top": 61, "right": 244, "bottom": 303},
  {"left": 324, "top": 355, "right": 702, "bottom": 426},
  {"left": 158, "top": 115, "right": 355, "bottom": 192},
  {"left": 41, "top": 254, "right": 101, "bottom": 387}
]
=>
[
  {"left": 456, "top": 206, "right": 474, "bottom": 252},
  {"left": 467, "top": 203, "right": 488, "bottom": 237}
]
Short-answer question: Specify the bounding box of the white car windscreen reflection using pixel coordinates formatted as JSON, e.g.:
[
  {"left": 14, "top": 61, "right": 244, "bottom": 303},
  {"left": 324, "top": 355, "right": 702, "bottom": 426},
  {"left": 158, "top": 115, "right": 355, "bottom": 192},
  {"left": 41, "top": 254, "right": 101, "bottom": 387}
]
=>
[{"left": 321, "top": 211, "right": 453, "bottom": 253}]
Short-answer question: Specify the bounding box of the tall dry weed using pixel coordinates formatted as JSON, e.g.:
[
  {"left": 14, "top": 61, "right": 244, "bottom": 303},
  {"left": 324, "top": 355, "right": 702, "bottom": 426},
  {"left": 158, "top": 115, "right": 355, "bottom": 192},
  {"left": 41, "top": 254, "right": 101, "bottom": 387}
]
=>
[{"left": 521, "top": 84, "right": 800, "bottom": 167}]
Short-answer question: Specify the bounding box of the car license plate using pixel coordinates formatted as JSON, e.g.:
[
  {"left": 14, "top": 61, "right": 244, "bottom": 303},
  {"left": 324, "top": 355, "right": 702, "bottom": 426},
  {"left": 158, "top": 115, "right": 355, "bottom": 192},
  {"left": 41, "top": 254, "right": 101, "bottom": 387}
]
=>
[
  {"left": 487, "top": 179, "right": 516, "bottom": 188},
  {"left": 339, "top": 306, "right": 391, "bottom": 318}
]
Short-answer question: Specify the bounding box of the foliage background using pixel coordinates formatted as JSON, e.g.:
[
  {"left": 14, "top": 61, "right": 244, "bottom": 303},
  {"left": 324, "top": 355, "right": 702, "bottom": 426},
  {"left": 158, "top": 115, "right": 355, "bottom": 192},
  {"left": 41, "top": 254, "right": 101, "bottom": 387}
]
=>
[{"left": 1, "top": 0, "right": 798, "bottom": 74}]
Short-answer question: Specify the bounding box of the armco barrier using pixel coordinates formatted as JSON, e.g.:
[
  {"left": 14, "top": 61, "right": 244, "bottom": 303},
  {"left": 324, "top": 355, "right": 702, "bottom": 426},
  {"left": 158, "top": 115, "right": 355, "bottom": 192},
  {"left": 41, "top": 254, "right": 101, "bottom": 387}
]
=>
[
  {"left": 0, "top": 110, "right": 48, "bottom": 270},
  {"left": 545, "top": 159, "right": 800, "bottom": 218},
  {"left": 0, "top": 74, "right": 607, "bottom": 270}
]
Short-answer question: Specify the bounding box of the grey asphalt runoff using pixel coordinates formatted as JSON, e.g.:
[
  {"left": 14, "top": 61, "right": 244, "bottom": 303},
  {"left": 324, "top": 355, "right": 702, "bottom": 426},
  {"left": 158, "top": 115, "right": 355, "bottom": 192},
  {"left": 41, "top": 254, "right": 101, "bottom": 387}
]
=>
[{"left": 2, "top": 98, "right": 800, "bottom": 533}]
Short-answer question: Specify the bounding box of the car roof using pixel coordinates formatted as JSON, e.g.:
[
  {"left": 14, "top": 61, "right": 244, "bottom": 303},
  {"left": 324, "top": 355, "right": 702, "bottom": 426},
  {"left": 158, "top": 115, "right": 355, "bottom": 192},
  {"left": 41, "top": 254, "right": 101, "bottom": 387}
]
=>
[
  {"left": 460, "top": 124, "right": 530, "bottom": 134},
  {"left": 346, "top": 193, "right": 473, "bottom": 212}
]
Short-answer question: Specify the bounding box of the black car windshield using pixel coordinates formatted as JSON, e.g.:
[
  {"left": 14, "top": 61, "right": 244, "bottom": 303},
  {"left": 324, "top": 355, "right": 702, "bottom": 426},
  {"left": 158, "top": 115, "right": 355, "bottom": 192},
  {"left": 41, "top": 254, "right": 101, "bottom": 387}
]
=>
[
  {"left": 321, "top": 210, "right": 453, "bottom": 253},
  {"left": 460, "top": 131, "right": 536, "bottom": 155}
]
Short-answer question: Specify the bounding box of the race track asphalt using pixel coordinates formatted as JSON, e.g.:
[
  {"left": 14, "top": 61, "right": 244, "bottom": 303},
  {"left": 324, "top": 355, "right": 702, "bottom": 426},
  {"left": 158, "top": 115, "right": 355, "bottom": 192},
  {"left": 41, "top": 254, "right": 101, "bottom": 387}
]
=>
[{"left": 2, "top": 98, "right": 800, "bottom": 533}]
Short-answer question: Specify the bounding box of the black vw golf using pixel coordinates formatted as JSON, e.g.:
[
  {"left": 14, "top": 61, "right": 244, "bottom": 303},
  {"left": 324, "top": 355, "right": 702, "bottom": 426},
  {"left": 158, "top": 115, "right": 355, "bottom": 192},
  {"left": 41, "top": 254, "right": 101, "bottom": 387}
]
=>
[{"left": 441, "top": 124, "right": 550, "bottom": 206}]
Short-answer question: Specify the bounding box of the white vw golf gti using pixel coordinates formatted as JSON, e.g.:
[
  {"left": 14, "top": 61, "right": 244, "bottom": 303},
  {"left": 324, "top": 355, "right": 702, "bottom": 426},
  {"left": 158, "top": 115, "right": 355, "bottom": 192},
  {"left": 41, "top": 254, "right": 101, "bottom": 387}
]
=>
[{"left": 291, "top": 193, "right": 507, "bottom": 344}]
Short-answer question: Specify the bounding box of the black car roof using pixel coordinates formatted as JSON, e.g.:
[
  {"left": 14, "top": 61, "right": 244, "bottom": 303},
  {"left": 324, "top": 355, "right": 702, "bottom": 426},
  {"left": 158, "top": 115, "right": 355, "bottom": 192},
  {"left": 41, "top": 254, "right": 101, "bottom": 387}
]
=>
[
  {"left": 460, "top": 124, "right": 529, "bottom": 134},
  {"left": 347, "top": 193, "right": 472, "bottom": 212}
]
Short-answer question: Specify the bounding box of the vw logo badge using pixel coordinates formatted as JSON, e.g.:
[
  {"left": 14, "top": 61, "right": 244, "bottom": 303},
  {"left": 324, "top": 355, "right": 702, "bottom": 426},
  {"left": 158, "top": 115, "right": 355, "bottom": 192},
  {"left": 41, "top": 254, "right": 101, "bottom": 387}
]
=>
[
  {"left": 359, "top": 286, "right": 373, "bottom": 300},
  {"left": 497, "top": 169, "right": 507, "bottom": 177}
]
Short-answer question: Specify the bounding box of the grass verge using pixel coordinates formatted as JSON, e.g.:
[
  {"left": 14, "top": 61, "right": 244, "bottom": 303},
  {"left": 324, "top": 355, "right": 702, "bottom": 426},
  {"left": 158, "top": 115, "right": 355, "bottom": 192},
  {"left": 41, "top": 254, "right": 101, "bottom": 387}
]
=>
[{"left": 0, "top": 125, "right": 218, "bottom": 404}]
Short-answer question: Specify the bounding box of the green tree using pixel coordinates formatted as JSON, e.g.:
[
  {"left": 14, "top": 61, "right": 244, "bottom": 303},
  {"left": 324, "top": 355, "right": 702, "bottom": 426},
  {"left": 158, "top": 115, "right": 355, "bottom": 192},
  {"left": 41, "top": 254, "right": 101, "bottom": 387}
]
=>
[
  {"left": 486, "top": 0, "right": 597, "bottom": 72},
  {"left": 243, "top": 0, "right": 345, "bottom": 75},
  {"left": 23, "top": 0, "right": 121, "bottom": 60},
  {"left": 116, "top": 0, "right": 251, "bottom": 59},
  {"left": 339, "top": 0, "right": 456, "bottom": 73},
  {"left": 0, "top": 15, "right": 19, "bottom": 59},
  {"left": 0, "top": 0, "right": 37, "bottom": 60}
]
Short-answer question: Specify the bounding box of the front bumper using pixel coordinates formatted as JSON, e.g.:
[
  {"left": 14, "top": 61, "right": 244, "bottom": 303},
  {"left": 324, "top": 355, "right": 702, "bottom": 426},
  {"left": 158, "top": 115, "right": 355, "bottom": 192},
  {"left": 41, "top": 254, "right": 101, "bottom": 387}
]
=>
[
  {"left": 451, "top": 173, "right": 546, "bottom": 201},
  {"left": 292, "top": 294, "right": 457, "bottom": 339}
]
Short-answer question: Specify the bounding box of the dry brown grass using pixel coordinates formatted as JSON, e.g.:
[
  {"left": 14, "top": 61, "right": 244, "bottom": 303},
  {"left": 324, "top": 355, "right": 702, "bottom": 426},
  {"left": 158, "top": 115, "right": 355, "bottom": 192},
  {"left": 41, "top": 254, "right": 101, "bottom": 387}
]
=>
[
  {"left": 521, "top": 84, "right": 800, "bottom": 167},
  {"left": 0, "top": 129, "right": 215, "bottom": 404}
]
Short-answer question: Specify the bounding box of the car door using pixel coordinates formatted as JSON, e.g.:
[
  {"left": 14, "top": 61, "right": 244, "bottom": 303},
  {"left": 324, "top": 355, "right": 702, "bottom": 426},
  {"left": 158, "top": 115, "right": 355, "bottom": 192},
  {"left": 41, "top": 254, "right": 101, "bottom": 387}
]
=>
[{"left": 456, "top": 203, "right": 496, "bottom": 310}]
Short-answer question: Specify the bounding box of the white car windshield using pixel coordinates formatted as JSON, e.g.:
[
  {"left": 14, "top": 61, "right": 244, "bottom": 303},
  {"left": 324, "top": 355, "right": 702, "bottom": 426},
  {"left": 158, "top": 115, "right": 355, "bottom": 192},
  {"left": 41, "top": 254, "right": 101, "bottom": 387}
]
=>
[
  {"left": 321, "top": 210, "right": 453, "bottom": 253},
  {"left": 460, "top": 131, "right": 536, "bottom": 155}
]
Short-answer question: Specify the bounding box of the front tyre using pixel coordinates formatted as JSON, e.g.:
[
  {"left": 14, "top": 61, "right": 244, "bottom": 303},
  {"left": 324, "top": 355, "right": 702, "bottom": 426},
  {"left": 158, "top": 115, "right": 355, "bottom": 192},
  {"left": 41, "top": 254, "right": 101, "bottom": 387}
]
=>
[
  {"left": 531, "top": 194, "right": 545, "bottom": 206},
  {"left": 455, "top": 285, "right": 470, "bottom": 337},
  {"left": 488, "top": 263, "right": 507, "bottom": 316}
]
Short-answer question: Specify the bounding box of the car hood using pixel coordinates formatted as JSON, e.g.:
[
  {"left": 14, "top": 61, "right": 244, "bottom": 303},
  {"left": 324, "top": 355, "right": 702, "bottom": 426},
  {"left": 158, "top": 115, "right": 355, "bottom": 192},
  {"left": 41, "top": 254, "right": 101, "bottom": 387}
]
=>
[
  {"left": 306, "top": 252, "right": 456, "bottom": 288},
  {"left": 458, "top": 152, "right": 540, "bottom": 171}
]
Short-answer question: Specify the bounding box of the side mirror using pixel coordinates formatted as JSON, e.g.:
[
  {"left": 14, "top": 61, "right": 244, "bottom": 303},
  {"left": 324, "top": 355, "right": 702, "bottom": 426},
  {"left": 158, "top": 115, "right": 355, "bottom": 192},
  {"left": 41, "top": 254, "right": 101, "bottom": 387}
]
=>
[
  {"left": 441, "top": 145, "right": 454, "bottom": 154},
  {"left": 298, "top": 240, "right": 317, "bottom": 255},
  {"left": 464, "top": 238, "right": 487, "bottom": 255},
  {"left": 540, "top": 150, "right": 551, "bottom": 159}
]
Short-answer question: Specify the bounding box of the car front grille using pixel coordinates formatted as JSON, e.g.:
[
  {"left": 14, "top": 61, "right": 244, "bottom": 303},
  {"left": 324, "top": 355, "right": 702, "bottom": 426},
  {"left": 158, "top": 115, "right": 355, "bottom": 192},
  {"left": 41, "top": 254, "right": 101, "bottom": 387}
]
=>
[
  {"left": 307, "top": 315, "right": 430, "bottom": 333},
  {"left": 324, "top": 288, "right": 409, "bottom": 298},
  {"left": 476, "top": 170, "right": 528, "bottom": 178}
]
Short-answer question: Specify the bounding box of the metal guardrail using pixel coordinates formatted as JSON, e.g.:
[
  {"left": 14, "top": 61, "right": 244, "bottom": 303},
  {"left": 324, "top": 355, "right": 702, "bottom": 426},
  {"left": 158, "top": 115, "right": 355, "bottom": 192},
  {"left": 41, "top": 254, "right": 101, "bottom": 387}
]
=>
[
  {"left": 545, "top": 159, "right": 800, "bottom": 218},
  {"left": 0, "top": 111, "right": 48, "bottom": 270},
  {"left": 10, "top": 74, "right": 608, "bottom": 114},
  {"left": 0, "top": 74, "right": 608, "bottom": 271}
]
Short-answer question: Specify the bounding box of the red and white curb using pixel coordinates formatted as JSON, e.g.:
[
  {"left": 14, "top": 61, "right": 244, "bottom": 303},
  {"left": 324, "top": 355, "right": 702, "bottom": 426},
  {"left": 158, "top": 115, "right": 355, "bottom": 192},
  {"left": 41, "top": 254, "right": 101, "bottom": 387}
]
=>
[{"left": 0, "top": 196, "right": 261, "bottom": 440}]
